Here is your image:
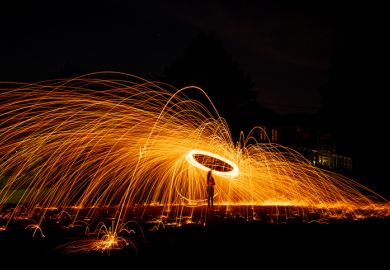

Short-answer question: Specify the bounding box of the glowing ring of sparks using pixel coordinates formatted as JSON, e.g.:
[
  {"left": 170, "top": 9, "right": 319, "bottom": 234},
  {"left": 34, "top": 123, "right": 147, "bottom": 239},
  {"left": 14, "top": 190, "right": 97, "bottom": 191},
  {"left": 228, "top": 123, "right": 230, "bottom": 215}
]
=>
[{"left": 186, "top": 149, "right": 239, "bottom": 178}]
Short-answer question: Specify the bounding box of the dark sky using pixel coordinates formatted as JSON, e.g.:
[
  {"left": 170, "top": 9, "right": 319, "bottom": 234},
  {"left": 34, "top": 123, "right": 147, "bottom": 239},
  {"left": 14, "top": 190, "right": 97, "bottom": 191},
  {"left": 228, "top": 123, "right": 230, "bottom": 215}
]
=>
[{"left": 0, "top": 1, "right": 376, "bottom": 114}]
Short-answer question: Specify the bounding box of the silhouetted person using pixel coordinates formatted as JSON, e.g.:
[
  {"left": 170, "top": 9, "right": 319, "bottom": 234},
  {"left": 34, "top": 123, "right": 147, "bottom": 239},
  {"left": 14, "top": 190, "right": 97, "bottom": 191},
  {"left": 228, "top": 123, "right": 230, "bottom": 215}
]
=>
[{"left": 206, "top": 169, "right": 215, "bottom": 209}]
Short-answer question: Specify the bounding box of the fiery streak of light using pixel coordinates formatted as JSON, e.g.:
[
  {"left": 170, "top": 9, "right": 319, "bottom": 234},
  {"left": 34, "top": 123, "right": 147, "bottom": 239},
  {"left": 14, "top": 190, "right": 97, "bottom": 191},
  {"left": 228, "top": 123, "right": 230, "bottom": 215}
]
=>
[
  {"left": 58, "top": 220, "right": 141, "bottom": 254},
  {"left": 25, "top": 224, "right": 45, "bottom": 238},
  {"left": 0, "top": 72, "right": 389, "bottom": 251}
]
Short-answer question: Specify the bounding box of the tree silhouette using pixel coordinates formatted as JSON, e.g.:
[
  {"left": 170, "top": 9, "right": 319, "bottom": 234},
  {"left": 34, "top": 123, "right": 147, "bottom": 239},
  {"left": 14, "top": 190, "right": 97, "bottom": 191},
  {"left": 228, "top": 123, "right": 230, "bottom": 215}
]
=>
[
  {"left": 164, "top": 32, "right": 256, "bottom": 137},
  {"left": 48, "top": 63, "right": 88, "bottom": 80}
]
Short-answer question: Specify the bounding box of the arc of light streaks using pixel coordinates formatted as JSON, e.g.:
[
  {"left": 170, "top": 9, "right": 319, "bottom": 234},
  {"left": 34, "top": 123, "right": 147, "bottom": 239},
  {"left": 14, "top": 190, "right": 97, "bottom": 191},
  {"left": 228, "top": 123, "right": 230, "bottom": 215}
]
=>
[{"left": 0, "top": 71, "right": 388, "bottom": 231}]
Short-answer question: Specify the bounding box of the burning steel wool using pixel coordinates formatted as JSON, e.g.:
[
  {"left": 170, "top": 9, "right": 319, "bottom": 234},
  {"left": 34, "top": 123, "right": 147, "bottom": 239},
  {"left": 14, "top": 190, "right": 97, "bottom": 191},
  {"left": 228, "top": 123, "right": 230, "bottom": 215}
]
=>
[{"left": 0, "top": 72, "right": 388, "bottom": 252}]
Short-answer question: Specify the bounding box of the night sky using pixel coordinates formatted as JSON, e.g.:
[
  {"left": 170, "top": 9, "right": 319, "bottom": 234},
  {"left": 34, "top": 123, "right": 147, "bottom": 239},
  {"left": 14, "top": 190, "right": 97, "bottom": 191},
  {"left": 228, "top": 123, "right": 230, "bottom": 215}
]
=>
[
  {"left": 0, "top": 3, "right": 390, "bottom": 265},
  {"left": 0, "top": 0, "right": 366, "bottom": 114}
]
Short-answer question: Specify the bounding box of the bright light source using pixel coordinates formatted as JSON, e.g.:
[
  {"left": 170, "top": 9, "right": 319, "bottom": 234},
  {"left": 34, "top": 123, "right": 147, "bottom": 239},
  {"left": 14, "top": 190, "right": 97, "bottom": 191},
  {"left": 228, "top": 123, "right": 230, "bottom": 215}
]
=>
[{"left": 186, "top": 149, "right": 239, "bottom": 178}]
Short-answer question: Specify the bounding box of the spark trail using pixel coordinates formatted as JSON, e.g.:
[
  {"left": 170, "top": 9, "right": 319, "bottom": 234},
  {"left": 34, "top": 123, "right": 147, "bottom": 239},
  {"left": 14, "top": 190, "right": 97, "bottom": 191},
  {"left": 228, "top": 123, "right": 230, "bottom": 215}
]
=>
[{"left": 0, "top": 72, "right": 388, "bottom": 251}]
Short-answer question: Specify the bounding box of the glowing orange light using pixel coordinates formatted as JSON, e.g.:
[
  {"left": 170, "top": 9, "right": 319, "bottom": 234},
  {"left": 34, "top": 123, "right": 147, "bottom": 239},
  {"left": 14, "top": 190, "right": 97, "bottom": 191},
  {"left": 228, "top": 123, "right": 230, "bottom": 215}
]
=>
[
  {"left": 186, "top": 149, "right": 239, "bottom": 178},
  {"left": 0, "top": 71, "right": 388, "bottom": 249}
]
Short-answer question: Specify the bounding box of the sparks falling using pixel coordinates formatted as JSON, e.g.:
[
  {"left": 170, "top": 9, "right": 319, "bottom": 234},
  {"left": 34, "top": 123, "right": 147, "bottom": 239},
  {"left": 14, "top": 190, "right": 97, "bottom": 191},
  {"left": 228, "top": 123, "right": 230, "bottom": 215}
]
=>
[{"left": 0, "top": 72, "right": 389, "bottom": 250}]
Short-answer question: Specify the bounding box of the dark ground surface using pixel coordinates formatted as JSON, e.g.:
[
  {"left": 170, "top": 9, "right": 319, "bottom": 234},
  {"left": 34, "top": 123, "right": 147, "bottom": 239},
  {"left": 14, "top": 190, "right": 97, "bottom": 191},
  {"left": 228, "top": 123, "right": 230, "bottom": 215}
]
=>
[{"left": 1, "top": 207, "right": 389, "bottom": 268}]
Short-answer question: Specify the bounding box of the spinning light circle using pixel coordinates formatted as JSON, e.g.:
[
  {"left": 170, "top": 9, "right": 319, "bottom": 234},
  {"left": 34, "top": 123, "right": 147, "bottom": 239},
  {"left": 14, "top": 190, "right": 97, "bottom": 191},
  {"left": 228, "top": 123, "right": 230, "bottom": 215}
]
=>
[{"left": 185, "top": 149, "right": 239, "bottom": 178}]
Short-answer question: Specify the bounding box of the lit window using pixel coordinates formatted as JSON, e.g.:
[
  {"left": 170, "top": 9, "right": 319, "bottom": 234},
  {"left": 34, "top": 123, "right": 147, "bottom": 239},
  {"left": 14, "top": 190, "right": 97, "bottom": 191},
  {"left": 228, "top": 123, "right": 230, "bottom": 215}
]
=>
[{"left": 271, "top": 128, "right": 278, "bottom": 142}]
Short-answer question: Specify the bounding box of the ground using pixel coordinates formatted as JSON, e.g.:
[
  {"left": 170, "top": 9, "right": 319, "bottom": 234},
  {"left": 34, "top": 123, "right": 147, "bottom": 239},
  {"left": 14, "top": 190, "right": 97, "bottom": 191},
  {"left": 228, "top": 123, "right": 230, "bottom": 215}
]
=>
[{"left": 1, "top": 206, "right": 389, "bottom": 268}]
